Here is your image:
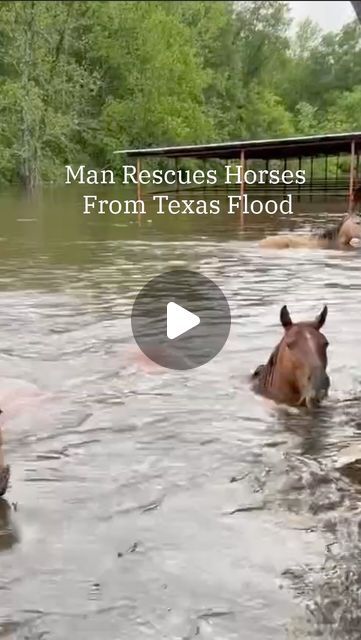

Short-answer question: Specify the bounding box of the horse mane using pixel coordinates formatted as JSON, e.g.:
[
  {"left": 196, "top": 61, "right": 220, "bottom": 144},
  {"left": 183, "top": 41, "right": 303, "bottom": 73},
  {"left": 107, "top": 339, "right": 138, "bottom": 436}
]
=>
[
  {"left": 313, "top": 215, "right": 348, "bottom": 241},
  {"left": 253, "top": 340, "right": 282, "bottom": 390}
]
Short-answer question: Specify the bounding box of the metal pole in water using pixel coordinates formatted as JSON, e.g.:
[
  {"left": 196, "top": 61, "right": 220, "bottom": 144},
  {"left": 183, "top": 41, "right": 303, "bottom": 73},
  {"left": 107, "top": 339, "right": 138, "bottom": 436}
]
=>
[
  {"left": 283, "top": 157, "right": 287, "bottom": 198},
  {"left": 265, "top": 158, "right": 269, "bottom": 198},
  {"left": 175, "top": 158, "right": 179, "bottom": 193},
  {"left": 297, "top": 157, "right": 302, "bottom": 202},
  {"left": 136, "top": 158, "right": 142, "bottom": 226},
  {"left": 349, "top": 139, "right": 356, "bottom": 213},
  {"left": 202, "top": 159, "right": 206, "bottom": 195},
  {"left": 239, "top": 149, "right": 245, "bottom": 227}
]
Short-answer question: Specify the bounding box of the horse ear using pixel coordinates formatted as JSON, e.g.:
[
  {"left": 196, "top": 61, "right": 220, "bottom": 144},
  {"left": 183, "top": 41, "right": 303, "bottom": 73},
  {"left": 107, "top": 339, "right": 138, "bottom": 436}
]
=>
[
  {"left": 314, "top": 305, "right": 328, "bottom": 330},
  {"left": 280, "top": 305, "right": 292, "bottom": 329}
]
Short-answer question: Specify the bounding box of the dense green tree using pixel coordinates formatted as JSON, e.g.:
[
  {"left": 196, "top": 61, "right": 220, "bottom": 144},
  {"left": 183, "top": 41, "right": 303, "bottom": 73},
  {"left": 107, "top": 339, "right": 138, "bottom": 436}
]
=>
[
  {"left": 0, "top": 1, "right": 98, "bottom": 187},
  {"left": 234, "top": 1, "right": 291, "bottom": 88},
  {"left": 323, "top": 87, "right": 361, "bottom": 133},
  {"left": 166, "top": 1, "right": 245, "bottom": 140},
  {"left": 0, "top": 0, "right": 360, "bottom": 187},
  {"left": 281, "top": 18, "right": 361, "bottom": 113},
  {"left": 88, "top": 1, "right": 215, "bottom": 168},
  {"left": 0, "top": 1, "right": 99, "bottom": 186},
  {"left": 294, "top": 102, "right": 319, "bottom": 135}
]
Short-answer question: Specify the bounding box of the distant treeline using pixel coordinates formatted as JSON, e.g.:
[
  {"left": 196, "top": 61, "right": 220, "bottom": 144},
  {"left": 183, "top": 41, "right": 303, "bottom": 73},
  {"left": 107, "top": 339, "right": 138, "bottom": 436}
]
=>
[{"left": 0, "top": 1, "right": 360, "bottom": 188}]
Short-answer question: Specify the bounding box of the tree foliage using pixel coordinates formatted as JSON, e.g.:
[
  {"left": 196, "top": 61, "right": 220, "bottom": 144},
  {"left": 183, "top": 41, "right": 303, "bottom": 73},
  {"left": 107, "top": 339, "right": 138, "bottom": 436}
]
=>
[{"left": 0, "top": 0, "right": 360, "bottom": 186}]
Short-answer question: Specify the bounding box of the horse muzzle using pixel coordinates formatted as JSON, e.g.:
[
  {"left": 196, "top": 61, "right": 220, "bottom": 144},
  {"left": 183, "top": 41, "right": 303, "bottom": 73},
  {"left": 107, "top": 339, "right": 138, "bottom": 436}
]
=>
[{"left": 304, "top": 371, "right": 330, "bottom": 408}]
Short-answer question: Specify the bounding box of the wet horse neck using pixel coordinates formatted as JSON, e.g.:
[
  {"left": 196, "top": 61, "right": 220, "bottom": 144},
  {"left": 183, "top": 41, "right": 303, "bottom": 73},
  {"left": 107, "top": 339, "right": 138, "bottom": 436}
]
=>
[
  {"left": 338, "top": 226, "right": 354, "bottom": 246},
  {"left": 257, "top": 341, "right": 300, "bottom": 403},
  {"left": 325, "top": 217, "right": 355, "bottom": 247},
  {"left": 315, "top": 218, "right": 348, "bottom": 247}
]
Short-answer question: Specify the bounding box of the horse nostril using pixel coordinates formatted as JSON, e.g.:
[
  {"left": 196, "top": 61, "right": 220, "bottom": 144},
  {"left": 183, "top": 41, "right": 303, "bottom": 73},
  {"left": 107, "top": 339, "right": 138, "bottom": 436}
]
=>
[{"left": 308, "top": 371, "right": 329, "bottom": 391}]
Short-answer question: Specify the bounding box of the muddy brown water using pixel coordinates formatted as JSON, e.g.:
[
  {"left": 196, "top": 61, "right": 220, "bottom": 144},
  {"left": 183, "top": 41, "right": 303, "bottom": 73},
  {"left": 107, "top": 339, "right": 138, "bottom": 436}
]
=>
[{"left": 1, "top": 186, "right": 361, "bottom": 639}]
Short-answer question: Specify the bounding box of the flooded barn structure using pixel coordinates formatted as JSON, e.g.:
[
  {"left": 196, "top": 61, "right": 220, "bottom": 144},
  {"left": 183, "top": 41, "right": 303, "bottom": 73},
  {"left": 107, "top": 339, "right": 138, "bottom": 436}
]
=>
[{"left": 116, "top": 131, "right": 361, "bottom": 223}]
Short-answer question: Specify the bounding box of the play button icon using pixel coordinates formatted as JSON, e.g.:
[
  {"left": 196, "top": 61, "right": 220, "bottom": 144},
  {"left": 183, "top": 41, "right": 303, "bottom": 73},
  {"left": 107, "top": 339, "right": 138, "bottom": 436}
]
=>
[
  {"left": 167, "top": 302, "right": 200, "bottom": 340},
  {"left": 131, "top": 269, "right": 231, "bottom": 370}
]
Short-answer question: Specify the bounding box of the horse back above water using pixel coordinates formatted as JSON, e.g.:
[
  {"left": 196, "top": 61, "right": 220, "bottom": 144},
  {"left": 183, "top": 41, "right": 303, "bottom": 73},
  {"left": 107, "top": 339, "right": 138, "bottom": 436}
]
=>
[
  {"left": 259, "top": 213, "right": 361, "bottom": 249},
  {"left": 252, "top": 305, "right": 330, "bottom": 409}
]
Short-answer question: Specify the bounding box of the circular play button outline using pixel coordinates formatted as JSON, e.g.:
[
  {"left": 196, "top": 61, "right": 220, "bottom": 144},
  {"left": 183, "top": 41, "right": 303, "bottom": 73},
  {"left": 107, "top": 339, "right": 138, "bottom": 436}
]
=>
[{"left": 131, "top": 269, "right": 231, "bottom": 371}]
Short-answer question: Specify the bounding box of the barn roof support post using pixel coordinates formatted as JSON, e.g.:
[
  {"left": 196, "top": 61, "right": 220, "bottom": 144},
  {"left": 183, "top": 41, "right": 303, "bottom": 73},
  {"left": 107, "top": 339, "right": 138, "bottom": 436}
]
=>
[
  {"left": 175, "top": 158, "right": 180, "bottom": 193},
  {"left": 136, "top": 158, "right": 142, "bottom": 226},
  {"left": 297, "top": 157, "right": 302, "bottom": 202},
  {"left": 265, "top": 159, "right": 269, "bottom": 195},
  {"left": 239, "top": 149, "right": 246, "bottom": 226},
  {"left": 283, "top": 157, "right": 287, "bottom": 197},
  {"left": 349, "top": 139, "right": 356, "bottom": 213},
  {"left": 356, "top": 150, "right": 360, "bottom": 187}
]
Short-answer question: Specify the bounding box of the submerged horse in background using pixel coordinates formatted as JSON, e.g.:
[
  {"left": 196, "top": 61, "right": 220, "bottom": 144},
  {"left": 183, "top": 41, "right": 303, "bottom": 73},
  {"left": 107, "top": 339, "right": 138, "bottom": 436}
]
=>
[
  {"left": 251, "top": 305, "right": 330, "bottom": 409},
  {"left": 259, "top": 213, "right": 361, "bottom": 249}
]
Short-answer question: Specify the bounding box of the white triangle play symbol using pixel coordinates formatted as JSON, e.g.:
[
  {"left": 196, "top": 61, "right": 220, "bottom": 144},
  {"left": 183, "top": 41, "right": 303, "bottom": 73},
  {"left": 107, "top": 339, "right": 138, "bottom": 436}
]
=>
[{"left": 167, "top": 302, "right": 200, "bottom": 340}]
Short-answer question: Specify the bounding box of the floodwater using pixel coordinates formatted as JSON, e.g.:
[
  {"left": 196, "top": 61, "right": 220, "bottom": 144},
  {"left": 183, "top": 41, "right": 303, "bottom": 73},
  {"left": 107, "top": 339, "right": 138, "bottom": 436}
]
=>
[{"left": 1, "top": 185, "right": 361, "bottom": 640}]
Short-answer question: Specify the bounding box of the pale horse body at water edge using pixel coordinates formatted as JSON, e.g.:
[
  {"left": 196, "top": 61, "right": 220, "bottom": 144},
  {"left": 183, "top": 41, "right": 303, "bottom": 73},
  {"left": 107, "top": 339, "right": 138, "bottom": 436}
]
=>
[
  {"left": 259, "top": 214, "right": 361, "bottom": 249},
  {"left": 251, "top": 305, "right": 330, "bottom": 409}
]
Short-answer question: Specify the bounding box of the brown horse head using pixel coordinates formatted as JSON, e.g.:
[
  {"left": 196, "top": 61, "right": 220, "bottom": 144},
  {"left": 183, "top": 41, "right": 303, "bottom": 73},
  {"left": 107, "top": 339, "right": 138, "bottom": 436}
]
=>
[
  {"left": 338, "top": 214, "right": 361, "bottom": 246},
  {"left": 253, "top": 305, "right": 330, "bottom": 408},
  {"left": 278, "top": 305, "right": 330, "bottom": 407}
]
